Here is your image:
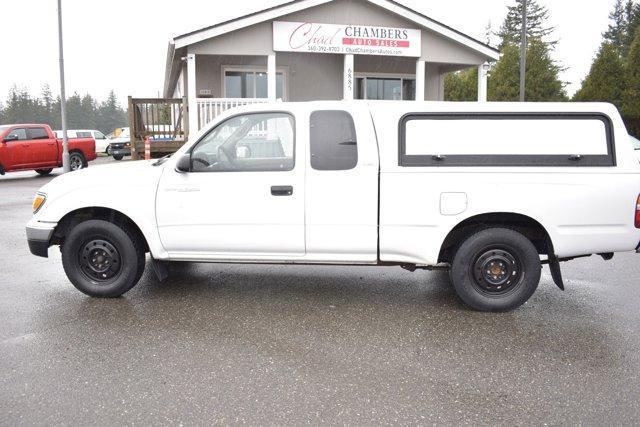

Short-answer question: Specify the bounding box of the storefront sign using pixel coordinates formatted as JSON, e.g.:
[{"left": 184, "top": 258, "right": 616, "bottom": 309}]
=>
[{"left": 273, "top": 21, "right": 421, "bottom": 57}]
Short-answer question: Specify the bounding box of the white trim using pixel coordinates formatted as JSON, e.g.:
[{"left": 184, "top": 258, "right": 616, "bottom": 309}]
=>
[
  {"left": 220, "top": 65, "right": 289, "bottom": 100},
  {"left": 477, "top": 63, "right": 488, "bottom": 102},
  {"left": 174, "top": 0, "right": 331, "bottom": 49},
  {"left": 187, "top": 54, "right": 198, "bottom": 137},
  {"left": 415, "top": 60, "right": 425, "bottom": 102},
  {"left": 268, "top": 54, "right": 277, "bottom": 101},
  {"left": 343, "top": 54, "right": 354, "bottom": 100},
  {"left": 366, "top": 0, "right": 500, "bottom": 60},
  {"left": 172, "top": 0, "right": 499, "bottom": 60},
  {"left": 354, "top": 71, "right": 415, "bottom": 79}
]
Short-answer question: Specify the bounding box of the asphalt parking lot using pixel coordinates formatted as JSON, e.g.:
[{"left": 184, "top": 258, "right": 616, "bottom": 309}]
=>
[{"left": 1, "top": 157, "right": 640, "bottom": 424}]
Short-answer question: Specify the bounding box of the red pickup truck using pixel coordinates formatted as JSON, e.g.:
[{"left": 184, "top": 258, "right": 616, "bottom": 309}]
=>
[{"left": 0, "top": 124, "right": 96, "bottom": 175}]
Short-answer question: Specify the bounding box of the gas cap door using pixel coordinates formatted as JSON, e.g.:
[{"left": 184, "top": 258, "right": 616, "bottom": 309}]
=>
[{"left": 440, "top": 192, "right": 467, "bottom": 216}]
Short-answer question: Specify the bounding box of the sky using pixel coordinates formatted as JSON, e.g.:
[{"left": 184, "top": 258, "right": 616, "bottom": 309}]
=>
[{"left": 0, "top": 0, "right": 618, "bottom": 106}]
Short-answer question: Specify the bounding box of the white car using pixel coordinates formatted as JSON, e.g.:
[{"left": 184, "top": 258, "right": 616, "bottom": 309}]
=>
[
  {"left": 54, "top": 129, "right": 110, "bottom": 154},
  {"left": 26, "top": 101, "right": 640, "bottom": 312}
]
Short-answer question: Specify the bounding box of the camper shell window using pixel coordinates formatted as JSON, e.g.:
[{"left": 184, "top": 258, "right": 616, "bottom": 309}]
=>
[{"left": 398, "top": 113, "right": 615, "bottom": 167}]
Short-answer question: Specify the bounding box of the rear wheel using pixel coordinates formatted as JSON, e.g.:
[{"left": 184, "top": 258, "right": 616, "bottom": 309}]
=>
[
  {"left": 61, "top": 220, "right": 146, "bottom": 297},
  {"left": 35, "top": 168, "right": 53, "bottom": 176},
  {"left": 69, "top": 151, "right": 87, "bottom": 171},
  {"left": 449, "top": 228, "right": 541, "bottom": 312},
  {"left": 113, "top": 154, "right": 124, "bottom": 161}
]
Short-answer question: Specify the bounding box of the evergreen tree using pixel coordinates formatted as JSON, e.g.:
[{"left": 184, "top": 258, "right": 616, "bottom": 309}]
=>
[
  {"left": 488, "top": 39, "right": 566, "bottom": 102},
  {"left": 623, "top": 28, "right": 640, "bottom": 136},
  {"left": 604, "top": 0, "right": 640, "bottom": 56},
  {"left": 444, "top": 68, "right": 478, "bottom": 101},
  {"left": 64, "top": 93, "right": 84, "bottom": 129},
  {"left": 97, "top": 90, "right": 127, "bottom": 135},
  {"left": 624, "top": 1, "right": 640, "bottom": 55},
  {"left": 605, "top": 0, "right": 628, "bottom": 50},
  {"left": 573, "top": 43, "right": 626, "bottom": 109},
  {"left": 498, "top": 0, "right": 556, "bottom": 47}
]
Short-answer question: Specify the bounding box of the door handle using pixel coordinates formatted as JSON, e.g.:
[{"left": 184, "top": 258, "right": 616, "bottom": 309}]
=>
[{"left": 271, "top": 185, "right": 293, "bottom": 196}]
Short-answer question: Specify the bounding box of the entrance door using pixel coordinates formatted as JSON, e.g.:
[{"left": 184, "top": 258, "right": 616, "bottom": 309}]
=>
[{"left": 156, "top": 111, "right": 305, "bottom": 259}]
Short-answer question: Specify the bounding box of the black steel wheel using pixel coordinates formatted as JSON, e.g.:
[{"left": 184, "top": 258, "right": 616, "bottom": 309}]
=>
[
  {"left": 449, "top": 228, "right": 541, "bottom": 312},
  {"left": 62, "top": 220, "right": 146, "bottom": 297},
  {"left": 78, "top": 239, "right": 122, "bottom": 282}
]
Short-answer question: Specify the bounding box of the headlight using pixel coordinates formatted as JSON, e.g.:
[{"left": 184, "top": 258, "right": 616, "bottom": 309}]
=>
[{"left": 32, "top": 193, "right": 46, "bottom": 214}]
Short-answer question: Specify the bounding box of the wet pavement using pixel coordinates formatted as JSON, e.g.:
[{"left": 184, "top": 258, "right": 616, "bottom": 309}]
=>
[{"left": 1, "top": 158, "right": 640, "bottom": 424}]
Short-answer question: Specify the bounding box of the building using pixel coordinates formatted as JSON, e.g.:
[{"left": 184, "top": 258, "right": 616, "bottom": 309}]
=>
[{"left": 163, "top": 0, "right": 499, "bottom": 133}]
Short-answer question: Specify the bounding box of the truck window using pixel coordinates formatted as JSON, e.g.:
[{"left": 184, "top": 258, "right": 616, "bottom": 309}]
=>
[
  {"left": 94, "top": 131, "right": 106, "bottom": 140},
  {"left": 26, "top": 127, "right": 49, "bottom": 140},
  {"left": 310, "top": 110, "right": 358, "bottom": 171},
  {"left": 76, "top": 131, "right": 92, "bottom": 138},
  {"left": 6, "top": 128, "right": 27, "bottom": 140},
  {"left": 191, "top": 112, "right": 295, "bottom": 172},
  {"left": 399, "top": 113, "right": 614, "bottom": 167}
]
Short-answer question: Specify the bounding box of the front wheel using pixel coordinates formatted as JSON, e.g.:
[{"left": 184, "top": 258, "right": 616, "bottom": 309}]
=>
[
  {"left": 113, "top": 154, "right": 124, "bottom": 161},
  {"left": 69, "top": 151, "right": 87, "bottom": 171},
  {"left": 61, "top": 220, "right": 146, "bottom": 297},
  {"left": 35, "top": 168, "right": 53, "bottom": 176},
  {"left": 449, "top": 228, "right": 541, "bottom": 312}
]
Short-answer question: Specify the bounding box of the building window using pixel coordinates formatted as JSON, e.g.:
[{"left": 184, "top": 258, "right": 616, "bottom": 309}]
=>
[
  {"left": 224, "top": 70, "right": 285, "bottom": 99},
  {"left": 355, "top": 76, "right": 416, "bottom": 100}
]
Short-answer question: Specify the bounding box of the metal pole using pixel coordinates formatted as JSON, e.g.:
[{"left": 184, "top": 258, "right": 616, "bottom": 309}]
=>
[
  {"left": 519, "top": 0, "right": 527, "bottom": 102},
  {"left": 57, "top": 0, "right": 70, "bottom": 172}
]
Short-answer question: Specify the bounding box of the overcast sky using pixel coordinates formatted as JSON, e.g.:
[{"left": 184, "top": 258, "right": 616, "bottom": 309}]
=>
[{"left": 0, "top": 0, "right": 616, "bottom": 106}]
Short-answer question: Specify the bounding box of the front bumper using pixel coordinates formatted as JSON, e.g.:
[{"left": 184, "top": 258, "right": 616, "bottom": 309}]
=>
[
  {"left": 111, "top": 147, "right": 131, "bottom": 156},
  {"left": 26, "top": 222, "right": 56, "bottom": 258}
]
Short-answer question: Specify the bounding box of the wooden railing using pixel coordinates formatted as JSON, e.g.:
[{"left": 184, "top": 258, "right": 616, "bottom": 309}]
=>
[
  {"left": 128, "top": 97, "right": 187, "bottom": 160},
  {"left": 197, "top": 98, "right": 269, "bottom": 130}
]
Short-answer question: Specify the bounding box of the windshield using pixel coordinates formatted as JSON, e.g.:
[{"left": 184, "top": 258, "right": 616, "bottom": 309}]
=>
[{"left": 631, "top": 135, "right": 640, "bottom": 150}]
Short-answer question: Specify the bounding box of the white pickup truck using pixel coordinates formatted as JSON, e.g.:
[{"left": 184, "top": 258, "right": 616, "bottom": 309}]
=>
[{"left": 26, "top": 101, "right": 640, "bottom": 312}]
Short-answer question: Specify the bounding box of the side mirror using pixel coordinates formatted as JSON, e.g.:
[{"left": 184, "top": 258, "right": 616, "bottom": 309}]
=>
[{"left": 175, "top": 153, "right": 191, "bottom": 172}]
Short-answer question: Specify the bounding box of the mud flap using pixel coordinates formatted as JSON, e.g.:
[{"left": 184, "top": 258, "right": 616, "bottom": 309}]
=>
[
  {"left": 548, "top": 256, "right": 565, "bottom": 291},
  {"left": 151, "top": 257, "right": 169, "bottom": 282}
]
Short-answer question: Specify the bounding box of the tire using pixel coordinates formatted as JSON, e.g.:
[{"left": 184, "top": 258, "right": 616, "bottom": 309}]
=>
[
  {"left": 69, "top": 151, "right": 87, "bottom": 171},
  {"left": 35, "top": 168, "right": 53, "bottom": 176},
  {"left": 449, "top": 228, "right": 541, "bottom": 312},
  {"left": 106, "top": 145, "right": 112, "bottom": 156},
  {"left": 61, "top": 220, "right": 146, "bottom": 297},
  {"left": 113, "top": 154, "right": 124, "bottom": 161}
]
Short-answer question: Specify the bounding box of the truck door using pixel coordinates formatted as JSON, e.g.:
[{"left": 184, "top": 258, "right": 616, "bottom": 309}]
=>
[
  {"left": 1, "top": 128, "right": 28, "bottom": 169},
  {"left": 156, "top": 111, "right": 306, "bottom": 258},
  {"left": 26, "top": 127, "right": 58, "bottom": 166},
  {"left": 304, "top": 106, "right": 379, "bottom": 262}
]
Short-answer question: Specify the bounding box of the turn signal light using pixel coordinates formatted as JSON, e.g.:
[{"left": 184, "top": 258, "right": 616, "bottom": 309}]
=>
[
  {"left": 636, "top": 194, "right": 640, "bottom": 229},
  {"left": 32, "top": 193, "right": 46, "bottom": 214}
]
